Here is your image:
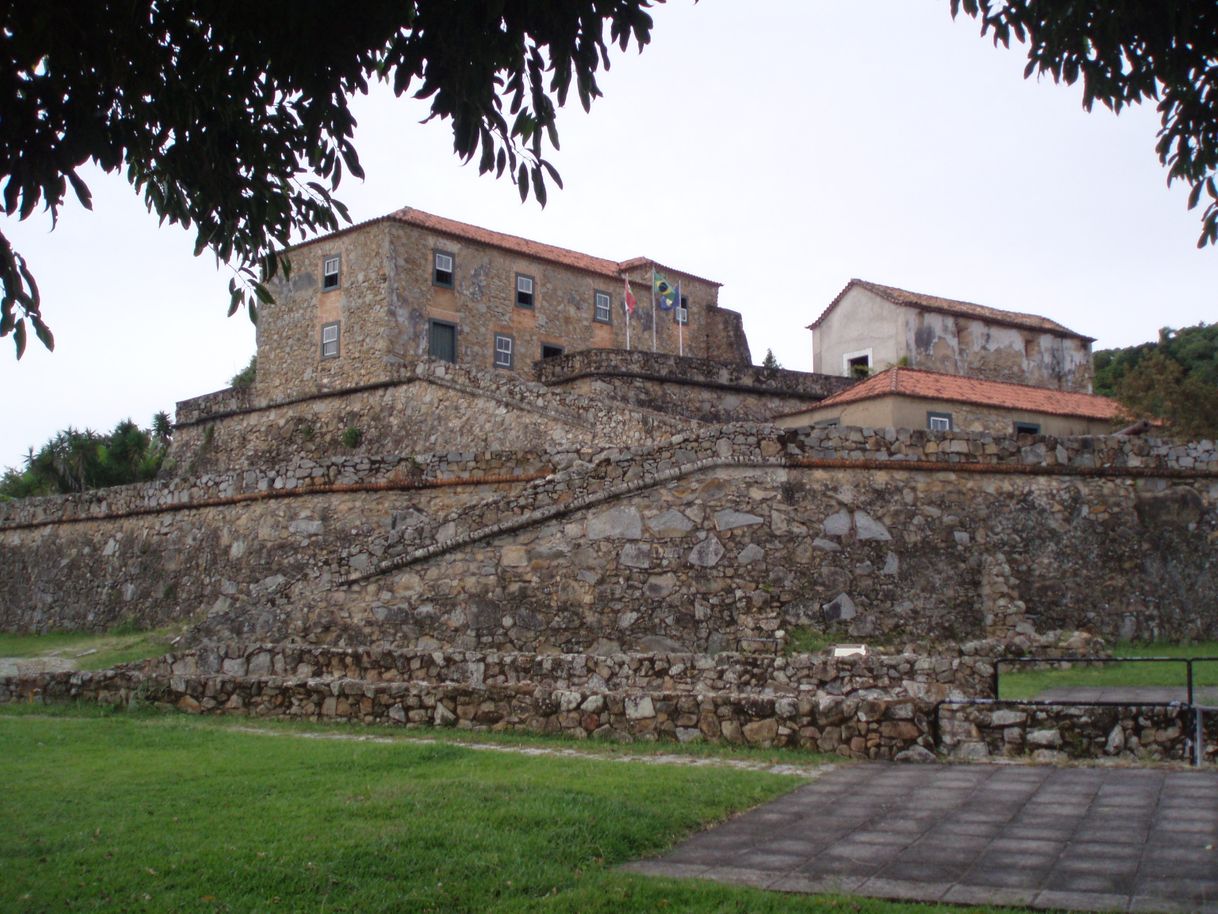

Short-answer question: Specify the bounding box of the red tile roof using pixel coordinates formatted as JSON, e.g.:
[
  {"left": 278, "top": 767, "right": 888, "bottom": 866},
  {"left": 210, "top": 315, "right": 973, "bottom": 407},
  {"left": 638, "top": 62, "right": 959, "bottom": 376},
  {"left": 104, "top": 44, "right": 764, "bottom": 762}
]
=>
[
  {"left": 808, "top": 279, "right": 1094, "bottom": 341},
  {"left": 806, "top": 367, "right": 1122, "bottom": 421},
  {"left": 285, "top": 206, "right": 722, "bottom": 286}
]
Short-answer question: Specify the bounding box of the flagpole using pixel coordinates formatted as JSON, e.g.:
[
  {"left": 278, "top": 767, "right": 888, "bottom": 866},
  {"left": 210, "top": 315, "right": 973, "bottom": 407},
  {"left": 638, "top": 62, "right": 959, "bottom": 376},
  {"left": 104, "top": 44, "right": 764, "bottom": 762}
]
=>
[
  {"left": 677, "top": 281, "right": 684, "bottom": 357},
  {"left": 625, "top": 282, "right": 631, "bottom": 351},
  {"left": 650, "top": 267, "right": 657, "bottom": 353}
]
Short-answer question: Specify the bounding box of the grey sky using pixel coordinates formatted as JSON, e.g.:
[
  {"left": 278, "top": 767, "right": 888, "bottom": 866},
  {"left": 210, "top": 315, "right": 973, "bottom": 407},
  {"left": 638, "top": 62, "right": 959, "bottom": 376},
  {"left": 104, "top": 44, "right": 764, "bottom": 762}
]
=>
[{"left": 1, "top": 1, "right": 1213, "bottom": 470}]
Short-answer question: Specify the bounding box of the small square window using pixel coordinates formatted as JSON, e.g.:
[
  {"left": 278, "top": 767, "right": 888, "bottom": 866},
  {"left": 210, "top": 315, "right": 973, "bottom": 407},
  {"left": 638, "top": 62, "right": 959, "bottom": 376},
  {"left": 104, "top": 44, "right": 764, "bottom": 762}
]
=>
[
  {"left": 594, "top": 290, "right": 612, "bottom": 324},
  {"left": 847, "top": 354, "right": 871, "bottom": 378},
  {"left": 927, "top": 411, "right": 952, "bottom": 432},
  {"left": 1014, "top": 421, "right": 1041, "bottom": 436},
  {"left": 321, "top": 321, "right": 340, "bottom": 359},
  {"left": 541, "top": 344, "right": 564, "bottom": 360},
  {"left": 494, "top": 333, "right": 513, "bottom": 369},
  {"left": 322, "top": 255, "right": 340, "bottom": 291},
  {"left": 433, "top": 251, "right": 454, "bottom": 287},
  {"left": 516, "top": 273, "right": 535, "bottom": 308},
  {"left": 676, "top": 295, "right": 689, "bottom": 325}
]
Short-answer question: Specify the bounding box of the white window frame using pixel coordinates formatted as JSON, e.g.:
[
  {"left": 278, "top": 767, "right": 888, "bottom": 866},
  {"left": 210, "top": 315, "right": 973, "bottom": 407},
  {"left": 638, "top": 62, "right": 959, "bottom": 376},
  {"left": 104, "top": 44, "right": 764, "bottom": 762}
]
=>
[
  {"left": 322, "top": 255, "right": 340, "bottom": 290},
  {"left": 320, "top": 321, "right": 340, "bottom": 359},
  {"left": 494, "top": 333, "right": 513, "bottom": 369},
  {"left": 842, "top": 348, "right": 873, "bottom": 378},
  {"left": 433, "top": 251, "right": 454, "bottom": 287},
  {"left": 927, "top": 411, "right": 952, "bottom": 432},
  {"left": 594, "top": 290, "right": 612, "bottom": 323},
  {"left": 675, "top": 294, "right": 689, "bottom": 325},
  {"left": 515, "top": 273, "right": 535, "bottom": 308}
]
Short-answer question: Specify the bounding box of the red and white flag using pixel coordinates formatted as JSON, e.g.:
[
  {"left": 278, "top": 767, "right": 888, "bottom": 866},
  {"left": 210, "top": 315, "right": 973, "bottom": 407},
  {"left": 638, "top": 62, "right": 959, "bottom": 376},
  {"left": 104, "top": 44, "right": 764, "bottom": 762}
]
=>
[{"left": 624, "top": 277, "right": 636, "bottom": 314}]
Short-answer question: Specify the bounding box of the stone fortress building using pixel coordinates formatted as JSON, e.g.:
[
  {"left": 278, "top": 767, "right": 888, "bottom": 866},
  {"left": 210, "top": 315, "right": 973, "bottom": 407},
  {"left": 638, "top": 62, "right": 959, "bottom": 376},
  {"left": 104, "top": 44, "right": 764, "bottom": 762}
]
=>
[{"left": 1, "top": 207, "right": 1215, "bottom": 761}]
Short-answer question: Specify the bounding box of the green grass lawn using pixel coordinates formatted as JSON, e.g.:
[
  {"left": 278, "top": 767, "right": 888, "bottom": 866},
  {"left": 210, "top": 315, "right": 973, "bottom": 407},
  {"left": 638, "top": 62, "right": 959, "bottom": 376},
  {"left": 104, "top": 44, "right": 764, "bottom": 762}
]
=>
[
  {"left": 0, "top": 708, "right": 1017, "bottom": 914},
  {"left": 0, "top": 625, "right": 183, "bottom": 671},
  {"left": 997, "top": 641, "right": 1218, "bottom": 700}
]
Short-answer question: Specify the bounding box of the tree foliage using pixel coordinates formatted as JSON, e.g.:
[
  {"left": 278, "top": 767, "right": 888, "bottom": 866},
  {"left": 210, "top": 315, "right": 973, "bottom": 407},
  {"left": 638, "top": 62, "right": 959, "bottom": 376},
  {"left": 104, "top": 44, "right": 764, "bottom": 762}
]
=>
[
  {"left": 1093, "top": 323, "right": 1218, "bottom": 440},
  {"left": 0, "top": 1, "right": 660, "bottom": 357},
  {"left": 952, "top": 1, "right": 1218, "bottom": 247},
  {"left": 0, "top": 415, "right": 172, "bottom": 498},
  {"left": 1094, "top": 323, "right": 1218, "bottom": 395}
]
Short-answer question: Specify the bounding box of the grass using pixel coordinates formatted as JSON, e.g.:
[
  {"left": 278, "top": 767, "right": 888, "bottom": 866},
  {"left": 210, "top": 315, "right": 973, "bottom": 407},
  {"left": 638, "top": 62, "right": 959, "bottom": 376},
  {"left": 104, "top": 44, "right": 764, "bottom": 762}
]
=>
[
  {"left": 0, "top": 624, "right": 182, "bottom": 671},
  {"left": 997, "top": 640, "right": 1218, "bottom": 700},
  {"left": 0, "top": 708, "right": 1019, "bottom": 914}
]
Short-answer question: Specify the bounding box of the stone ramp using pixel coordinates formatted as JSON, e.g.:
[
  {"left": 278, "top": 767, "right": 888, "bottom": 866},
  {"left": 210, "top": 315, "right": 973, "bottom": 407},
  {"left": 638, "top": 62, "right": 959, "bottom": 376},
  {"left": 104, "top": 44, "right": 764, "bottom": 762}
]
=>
[{"left": 624, "top": 762, "right": 1218, "bottom": 913}]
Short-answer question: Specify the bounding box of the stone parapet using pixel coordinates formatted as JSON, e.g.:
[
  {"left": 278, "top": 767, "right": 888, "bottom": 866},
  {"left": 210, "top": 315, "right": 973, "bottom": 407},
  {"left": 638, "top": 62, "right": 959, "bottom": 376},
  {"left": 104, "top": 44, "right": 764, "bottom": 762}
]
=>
[
  {"left": 940, "top": 700, "right": 1217, "bottom": 764},
  {"left": 0, "top": 665, "right": 938, "bottom": 759},
  {"left": 148, "top": 645, "right": 996, "bottom": 701}
]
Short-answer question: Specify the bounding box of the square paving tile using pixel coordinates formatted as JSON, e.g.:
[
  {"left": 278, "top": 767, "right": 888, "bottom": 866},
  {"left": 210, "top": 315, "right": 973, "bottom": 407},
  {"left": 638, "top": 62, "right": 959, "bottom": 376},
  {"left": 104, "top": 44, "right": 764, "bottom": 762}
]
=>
[{"left": 625, "top": 762, "right": 1218, "bottom": 914}]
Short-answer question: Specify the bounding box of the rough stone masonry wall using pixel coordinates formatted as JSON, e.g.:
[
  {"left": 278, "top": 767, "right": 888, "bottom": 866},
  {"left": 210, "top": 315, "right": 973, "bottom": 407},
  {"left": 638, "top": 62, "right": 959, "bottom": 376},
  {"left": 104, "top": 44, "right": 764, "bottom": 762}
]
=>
[
  {"left": 0, "top": 664, "right": 938, "bottom": 758},
  {"left": 167, "top": 357, "right": 698, "bottom": 476},
  {"left": 2, "top": 422, "right": 1214, "bottom": 647},
  {"left": 535, "top": 349, "right": 855, "bottom": 423},
  {"left": 940, "top": 702, "right": 1218, "bottom": 764},
  {"left": 3, "top": 642, "right": 1000, "bottom": 759}
]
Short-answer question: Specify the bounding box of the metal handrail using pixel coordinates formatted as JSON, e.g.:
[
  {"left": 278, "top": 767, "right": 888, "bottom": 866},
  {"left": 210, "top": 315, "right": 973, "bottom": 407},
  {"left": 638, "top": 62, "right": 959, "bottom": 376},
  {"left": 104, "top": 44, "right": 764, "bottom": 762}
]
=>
[{"left": 951, "top": 654, "right": 1218, "bottom": 767}]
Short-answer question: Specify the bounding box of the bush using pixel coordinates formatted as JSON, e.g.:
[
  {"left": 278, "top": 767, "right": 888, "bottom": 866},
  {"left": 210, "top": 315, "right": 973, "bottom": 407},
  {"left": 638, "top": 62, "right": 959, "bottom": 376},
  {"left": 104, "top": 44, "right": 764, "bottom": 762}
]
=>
[
  {"left": 341, "top": 426, "right": 363, "bottom": 448},
  {"left": 229, "top": 354, "right": 257, "bottom": 389}
]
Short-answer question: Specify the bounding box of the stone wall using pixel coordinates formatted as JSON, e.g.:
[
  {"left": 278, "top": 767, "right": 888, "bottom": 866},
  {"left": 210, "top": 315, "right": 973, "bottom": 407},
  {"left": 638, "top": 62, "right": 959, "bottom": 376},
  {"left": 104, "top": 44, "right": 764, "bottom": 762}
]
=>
[
  {"left": 940, "top": 701, "right": 1218, "bottom": 764},
  {"left": 149, "top": 644, "right": 995, "bottom": 701},
  {"left": 167, "top": 357, "right": 697, "bottom": 476},
  {"left": 535, "top": 349, "right": 854, "bottom": 423},
  {"left": 2, "top": 643, "right": 999, "bottom": 758},
  {"left": 4, "top": 420, "right": 1214, "bottom": 648}
]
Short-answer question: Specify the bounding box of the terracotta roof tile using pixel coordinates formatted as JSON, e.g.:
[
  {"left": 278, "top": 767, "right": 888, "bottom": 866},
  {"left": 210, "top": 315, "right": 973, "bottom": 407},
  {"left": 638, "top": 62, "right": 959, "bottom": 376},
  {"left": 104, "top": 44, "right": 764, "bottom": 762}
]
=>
[
  {"left": 385, "top": 207, "right": 722, "bottom": 286},
  {"left": 811, "top": 367, "right": 1122, "bottom": 421},
  {"left": 808, "top": 279, "right": 1094, "bottom": 341}
]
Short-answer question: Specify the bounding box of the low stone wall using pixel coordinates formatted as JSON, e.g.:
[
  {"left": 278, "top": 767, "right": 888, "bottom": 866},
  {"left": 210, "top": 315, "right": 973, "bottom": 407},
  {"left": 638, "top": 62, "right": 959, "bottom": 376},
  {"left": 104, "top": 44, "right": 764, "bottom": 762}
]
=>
[
  {"left": 940, "top": 701, "right": 1218, "bottom": 763},
  {"left": 152, "top": 645, "right": 996, "bottom": 702},
  {"left": 535, "top": 349, "right": 855, "bottom": 422},
  {"left": 0, "top": 666, "right": 938, "bottom": 758}
]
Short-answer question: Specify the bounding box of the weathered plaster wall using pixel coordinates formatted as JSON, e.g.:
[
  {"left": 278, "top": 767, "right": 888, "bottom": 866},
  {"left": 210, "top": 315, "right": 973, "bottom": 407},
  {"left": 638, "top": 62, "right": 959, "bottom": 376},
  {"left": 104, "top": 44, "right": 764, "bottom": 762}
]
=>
[
  {"left": 811, "top": 287, "right": 1094, "bottom": 392},
  {"left": 780, "top": 395, "right": 1116, "bottom": 437},
  {"left": 905, "top": 308, "right": 1094, "bottom": 393},
  {"left": 6, "top": 424, "right": 1215, "bottom": 650},
  {"left": 812, "top": 287, "right": 902, "bottom": 375}
]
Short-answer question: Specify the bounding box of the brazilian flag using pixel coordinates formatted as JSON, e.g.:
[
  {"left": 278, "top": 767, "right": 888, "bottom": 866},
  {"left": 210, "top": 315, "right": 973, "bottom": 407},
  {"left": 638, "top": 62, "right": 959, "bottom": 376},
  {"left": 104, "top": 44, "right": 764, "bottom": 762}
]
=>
[{"left": 653, "top": 269, "right": 678, "bottom": 311}]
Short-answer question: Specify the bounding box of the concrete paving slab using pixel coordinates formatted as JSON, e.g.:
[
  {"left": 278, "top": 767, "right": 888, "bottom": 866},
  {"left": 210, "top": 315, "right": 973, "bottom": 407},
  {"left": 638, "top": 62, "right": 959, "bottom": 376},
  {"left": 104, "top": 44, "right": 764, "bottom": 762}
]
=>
[{"left": 626, "top": 762, "right": 1218, "bottom": 913}]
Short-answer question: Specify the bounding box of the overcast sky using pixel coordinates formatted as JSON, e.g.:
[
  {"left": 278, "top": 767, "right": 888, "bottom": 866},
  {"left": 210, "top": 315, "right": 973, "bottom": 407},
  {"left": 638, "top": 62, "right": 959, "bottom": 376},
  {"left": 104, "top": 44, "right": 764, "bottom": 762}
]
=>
[{"left": 1, "top": 1, "right": 1213, "bottom": 470}]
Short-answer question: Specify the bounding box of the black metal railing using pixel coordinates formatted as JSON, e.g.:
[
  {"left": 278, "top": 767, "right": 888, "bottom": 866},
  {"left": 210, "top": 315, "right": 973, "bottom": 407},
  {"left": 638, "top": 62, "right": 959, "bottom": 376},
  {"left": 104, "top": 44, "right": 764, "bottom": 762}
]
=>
[{"left": 935, "top": 654, "right": 1218, "bottom": 767}]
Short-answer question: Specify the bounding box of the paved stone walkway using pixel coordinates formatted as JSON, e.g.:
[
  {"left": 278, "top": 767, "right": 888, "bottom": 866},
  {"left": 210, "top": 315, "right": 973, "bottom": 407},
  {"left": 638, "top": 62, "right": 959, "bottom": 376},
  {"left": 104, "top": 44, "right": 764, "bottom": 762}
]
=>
[{"left": 624, "top": 763, "right": 1218, "bottom": 912}]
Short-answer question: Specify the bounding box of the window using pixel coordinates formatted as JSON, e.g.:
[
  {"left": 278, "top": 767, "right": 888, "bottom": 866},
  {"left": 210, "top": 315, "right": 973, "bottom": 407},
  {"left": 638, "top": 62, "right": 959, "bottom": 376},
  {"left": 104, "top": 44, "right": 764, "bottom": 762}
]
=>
[
  {"left": 320, "top": 321, "right": 340, "bottom": 359},
  {"left": 1014, "top": 421, "right": 1041, "bottom": 436},
  {"left": 594, "top": 290, "right": 612, "bottom": 323},
  {"left": 541, "top": 344, "right": 564, "bottom": 360},
  {"left": 433, "top": 251, "right": 454, "bottom": 287},
  {"left": 515, "top": 273, "right": 535, "bottom": 308},
  {"left": 429, "top": 320, "right": 457, "bottom": 363},
  {"left": 494, "top": 333, "right": 514, "bottom": 369},
  {"left": 676, "top": 294, "right": 689, "bottom": 325},
  {"left": 847, "top": 354, "right": 871, "bottom": 378},
  {"left": 927, "top": 411, "right": 952, "bottom": 432},
  {"left": 322, "top": 255, "right": 341, "bottom": 291}
]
